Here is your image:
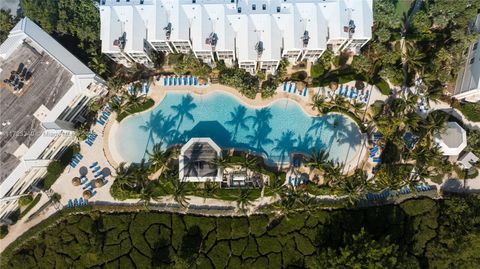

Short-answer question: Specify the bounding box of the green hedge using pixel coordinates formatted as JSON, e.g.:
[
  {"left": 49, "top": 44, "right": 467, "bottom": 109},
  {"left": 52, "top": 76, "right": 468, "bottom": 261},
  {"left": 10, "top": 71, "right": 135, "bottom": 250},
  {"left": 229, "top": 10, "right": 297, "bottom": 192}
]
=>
[
  {"left": 453, "top": 102, "right": 480, "bottom": 122},
  {"left": 375, "top": 79, "right": 390, "bottom": 95},
  {"left": 19, "top": 194, "right": 42, "bottom": 219},
  {"left": 117, "top": 98, "right": 155, "bottom": 122}
]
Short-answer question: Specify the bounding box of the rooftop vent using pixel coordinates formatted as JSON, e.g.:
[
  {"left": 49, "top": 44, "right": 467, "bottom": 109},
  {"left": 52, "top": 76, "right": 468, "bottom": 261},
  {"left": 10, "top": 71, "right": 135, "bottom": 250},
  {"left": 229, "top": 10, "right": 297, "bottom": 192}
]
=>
[
  {"left": 255, "top": 41, "right": 264, "bottom": 56},
  {"left": 301, "top": 30, "right": 310, "bottom": 47},
  {"left": 205, "top": 32, "right": 218, "bottom": 48},
  {"left": 164, "top": 22, "right": 172, "bottom": 40},
  {"left": 343, "top": 19, "right": 356, "bottom": 38},
  {"left": 113, "top": 32, "right": 127, "bottom": 50}
]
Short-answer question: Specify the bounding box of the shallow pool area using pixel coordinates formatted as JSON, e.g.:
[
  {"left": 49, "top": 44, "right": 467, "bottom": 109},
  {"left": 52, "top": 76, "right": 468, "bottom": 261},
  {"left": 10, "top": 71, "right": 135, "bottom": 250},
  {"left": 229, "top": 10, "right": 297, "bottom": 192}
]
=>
[{"left": 113, "top": 92, "right": 363, "bottom": 165}]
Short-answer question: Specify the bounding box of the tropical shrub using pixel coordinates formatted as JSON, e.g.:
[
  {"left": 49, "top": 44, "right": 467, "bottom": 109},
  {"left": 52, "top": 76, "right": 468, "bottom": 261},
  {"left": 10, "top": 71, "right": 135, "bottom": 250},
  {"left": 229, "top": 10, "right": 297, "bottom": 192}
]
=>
[{"left": 18, "top": 195, "right": 33, "bottom": 207}]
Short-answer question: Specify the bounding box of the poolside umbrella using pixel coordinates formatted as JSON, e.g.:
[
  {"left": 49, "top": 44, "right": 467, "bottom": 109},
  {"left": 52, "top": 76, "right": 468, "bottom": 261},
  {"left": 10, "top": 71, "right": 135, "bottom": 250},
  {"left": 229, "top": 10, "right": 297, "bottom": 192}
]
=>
[
  {"left": 83, "top": 190, "right": 93, "bottom": 199},
  {"left": 72, "top": 177, "right": 81, "bottom": 186},
  {"left": 94, "top": 178, "right": 105, "bottom": 188}
]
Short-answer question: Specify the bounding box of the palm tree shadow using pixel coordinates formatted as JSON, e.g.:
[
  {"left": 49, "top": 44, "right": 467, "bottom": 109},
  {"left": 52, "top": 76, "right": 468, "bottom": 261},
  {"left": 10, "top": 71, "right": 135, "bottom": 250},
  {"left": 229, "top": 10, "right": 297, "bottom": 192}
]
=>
[
  {"left": 248, "top": 107, "right": 273, "bottom": 130},
  {"left": 338, "top": 122, "right": 363, "bottom": 151},
  {"left": 273, "top": 130, "right": 298, "bottom": 165},
  {"left": 225, "top": 105, "right": 250, "bottom": 141},
  {"left": 296, "top": 133, "right": 314, "bottom": 153},
  {"left": 308, "top": 116, "right": 327, "bottom": 135},
  {"left": 245, "top": 124, "right": 274, "bottom": 157},
  {"left": 171, "top": 94, "right": 197, "bottom": 131}
]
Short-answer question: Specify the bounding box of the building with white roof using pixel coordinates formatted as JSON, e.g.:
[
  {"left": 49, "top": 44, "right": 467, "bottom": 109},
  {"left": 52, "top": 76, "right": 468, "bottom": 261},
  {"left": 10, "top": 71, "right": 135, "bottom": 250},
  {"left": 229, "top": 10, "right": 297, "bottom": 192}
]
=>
[
  {"left": 179, "top": 138, "right": 223, "bottom": 182},
  {"left": 433, "top": 122, "right": 467, "bottom": 156},
  {"left": 100, "top": 0, "right": 373, "bottom": 73},
  {"left": 454, "top": 14, "right": 480, "bottom": 102},
  {"left": 0, "top": 18, "right": 107, "bottom": 222}
]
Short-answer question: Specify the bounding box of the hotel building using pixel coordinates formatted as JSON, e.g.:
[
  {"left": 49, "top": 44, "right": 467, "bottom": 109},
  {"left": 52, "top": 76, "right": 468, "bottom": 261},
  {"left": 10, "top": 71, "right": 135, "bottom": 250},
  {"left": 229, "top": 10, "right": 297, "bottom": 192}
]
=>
[
  {"left": 100, "top": 0, "right": 373, "bottom": 74},
  {"left": 0, "top": 18, "right": 107, "bottom": 222}
]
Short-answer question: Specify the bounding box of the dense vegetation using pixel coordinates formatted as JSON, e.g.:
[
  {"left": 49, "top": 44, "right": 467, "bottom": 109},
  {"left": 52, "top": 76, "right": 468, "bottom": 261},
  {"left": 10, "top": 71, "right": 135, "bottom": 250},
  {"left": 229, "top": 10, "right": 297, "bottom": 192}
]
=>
[
  {"left": 40, "top": 146, "right": 78, "bottom": 190},
  {"left": 2, "top": 195, "right": 480, "bottom": 268}
]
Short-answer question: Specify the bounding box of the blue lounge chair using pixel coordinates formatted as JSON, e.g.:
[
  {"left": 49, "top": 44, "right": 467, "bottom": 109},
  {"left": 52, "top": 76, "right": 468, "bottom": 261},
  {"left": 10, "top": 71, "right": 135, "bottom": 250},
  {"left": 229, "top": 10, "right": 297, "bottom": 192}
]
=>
[
  {"left": 83, "top": 199, "right": 88, "bottom": 206},
  {"left": 303, "top": 87, "right": 308, "bottom": 96},
  {"left": 293, "top": 85, "right": 297, "bottom": 94},
  {"left": 92, "top": 191, "right": 97, "bottom": 197},
  {"left": 177, "top": 77, "right": 182, "bottom": 85},
  {"left": 189, "top": 76, "right": 193, "bottom": 85},
  {"left": 426, "top": 184, "right": 431, "bottom": 191},
  {"left": 100, "top": 115, "right": 108, "bottom": 121},
  {"left": 173, "top": 77, "right": 177, "bottom": 86},
  {"left": 68, "top": 200, "right": 72, "bottom": 208},
  {"left": 102, "top": 111, "right": 111, "bottom": 117},
  {"left": 164, "top": 76, "right": 167, "bottom": 86},
  {"left": 338, "top": 85, "right": 343, "bottom": 95},
  {"left": 183, "top": 76, "right": 187, "bottom": 85},
  {"left": 372, "top": 158, "right": 381, "bottom": 163},
  {"left": 73, "top": 199, "right": 78, "bottom": 207},
  {"left": 92, "top": 166, "right": 101, "bottom": 172},
  {"left": 89, "top": 162, "right": 98, "bottom": 168},
  {"left": 69, "top": 162, "right": 76, "bottom": 168},
  {"left": 81, "top": 178, "right": 87, "bottom": 185},
  {"left": 83, "top": 181, "right": 93, "bottom": 190},
  {"left": 96, "top": 119, "right": 105, "bottom": 125},
  {"left": 85, "top": 140, "right": 93, "bottom": 147},
  {"left": 76, "top": 153, "right": 83, "bottom": 160},
  {"left": 193, "top": 77, "right": 198, "bottom": 86},
  {"left": 344, "top": 86, "right": 349, "bottom": 97},
  {"left": 95, "top": 171, "right": 103, "bottom": 177},
  {"left": 364, "top": 90, "right": 370, "bottom": 102},
  {"left": 145, "top": 84, "right": 149, "bottom": 94},
  {"left": 169, "top": 77, "right": 173, "bottom": 86},
  {"left": 72, "top": 158, "right": 79, "bottom": 164},
  {"left": 79, "top": 197, "right": 83, "bottom": 206},
  {"left": 288, "top": 83, "right": 292, "bottom": 93},
  {"left": 349, "top": 88, "right": 354, "bottom": 99},
  {"left": 283, "top": 82, "right": 287, "bottom": 92},
  {"left": 129, "top": 84, "right": 134, "bottom": 95}
]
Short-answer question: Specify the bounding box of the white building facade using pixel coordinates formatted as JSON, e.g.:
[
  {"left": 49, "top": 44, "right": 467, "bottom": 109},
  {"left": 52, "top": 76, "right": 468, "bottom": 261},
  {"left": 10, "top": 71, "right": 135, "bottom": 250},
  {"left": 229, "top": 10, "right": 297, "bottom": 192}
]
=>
[
  {"left": 0, "top": 18, "right": 107, "bottom": 222},
  {"left": 100, "top": 0, "right": 373, "bottom": 74}
]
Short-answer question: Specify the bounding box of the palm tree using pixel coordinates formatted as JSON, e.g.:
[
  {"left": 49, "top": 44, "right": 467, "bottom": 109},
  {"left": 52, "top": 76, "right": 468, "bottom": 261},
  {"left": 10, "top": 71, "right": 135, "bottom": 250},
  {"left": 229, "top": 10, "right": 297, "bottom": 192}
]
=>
[
  {"left": 298, "top": 192, "right": 315, "bottom": 212},
  {"left": 265, "top": 176, "right": 286, "bottom": 199},
  {"left": 172, "top": 180, "right": 190, "bottom": 208},
  {"left": 147, "top": 143, "right": 172, "bottom": 175},
  {"left": 171, "top": 94, "right": 197, "bottom": 129},
  {"left": 421, "top": 112, "right": 448, "bottom": 142},
  {"left": 241, "top": 154, "right": 258, "bottom": 179},
  {"left": 236, "top": 188, "right": 253, "bottom": 212},
  {"left": 310, "top": 94, "right": 328, "bottom": 114},
  {"left": 405, "top": 47, "right": 425, "bottom": 75},
  {"left": 225, "top": 105, "right": 250, "bottom": 139},
  {"left": 305, "top": 148, "right": 330, "bottom": 173},
  {"left": 322, "top": 161, "right": 344, "bottom": 187},
  {"left": 351, "top": 101, "right": 366, "bottom": 117},
  {"left": 201, "top": 180, "right": 218, "bottom": 201},
  {"left": 334, "top": 170, "right": 368, "bottom": 206},
  {"left": 89, "top": 54, "right": 107, "bottom": 76}
]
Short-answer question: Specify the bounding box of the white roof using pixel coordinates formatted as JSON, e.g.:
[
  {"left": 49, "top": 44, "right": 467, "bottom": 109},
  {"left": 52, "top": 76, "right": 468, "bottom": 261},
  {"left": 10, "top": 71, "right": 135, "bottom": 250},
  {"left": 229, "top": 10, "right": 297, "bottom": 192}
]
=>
[
  {"left": 204, "top": 4, "right": 234, "bottom": 52},
  {"left": 0, "top": 18, "right": 93, "bottom": 75},
  {"left": 458, "top": 152, "right": 479, "bottom": 170},
  {"left": 184, "top": 4, "right": 212, "bottom": 51},
  {"left": 434, "top": 122, "right": 467, "bottom": 156},
  {"left": 345, "top": 0, "right": 373, "bottom": 39}
]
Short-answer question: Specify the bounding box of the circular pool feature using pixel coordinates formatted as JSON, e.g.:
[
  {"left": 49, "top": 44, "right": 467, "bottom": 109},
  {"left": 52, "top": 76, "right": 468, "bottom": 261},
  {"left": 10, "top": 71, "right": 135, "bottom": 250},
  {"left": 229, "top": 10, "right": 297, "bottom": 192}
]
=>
[{"left": 113, "top": 92, "right": 363, "bottom": 166}]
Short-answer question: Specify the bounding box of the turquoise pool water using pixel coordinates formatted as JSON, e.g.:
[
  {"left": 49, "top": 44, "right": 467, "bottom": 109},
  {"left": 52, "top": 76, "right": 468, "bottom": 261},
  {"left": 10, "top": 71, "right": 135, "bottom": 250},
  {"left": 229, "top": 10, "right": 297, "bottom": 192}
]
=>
[{"left": 114, "top": 92, "right": 362, "bottom": 165}]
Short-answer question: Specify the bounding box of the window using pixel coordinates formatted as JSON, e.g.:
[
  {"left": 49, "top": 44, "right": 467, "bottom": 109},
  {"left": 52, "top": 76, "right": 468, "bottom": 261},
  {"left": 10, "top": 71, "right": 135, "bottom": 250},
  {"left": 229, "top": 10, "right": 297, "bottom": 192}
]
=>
[
  {"left": 237, "top": 7, "right": 242, "bottom": 13},
  {"left": 277, "top": 6, "right": 280, "bottom": 12},
  {"left": 262, "top": 4, "right": 266, "bottom": 10},
  {"left": 192, "top": 0, "right": 196, "bottom": 3},
  {"left": 252, "top": 4, "right": 256, "bottom": 10}
]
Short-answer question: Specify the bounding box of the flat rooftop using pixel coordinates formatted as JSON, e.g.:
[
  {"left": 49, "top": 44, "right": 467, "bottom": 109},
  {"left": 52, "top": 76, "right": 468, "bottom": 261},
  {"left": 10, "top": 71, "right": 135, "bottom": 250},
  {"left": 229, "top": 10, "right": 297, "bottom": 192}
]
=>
[
  {"left": 0, "top": 41, "right": 73, "bottom": 183},
  {"left": 182, "top": 142, "right": 219, "bottom": 178}
]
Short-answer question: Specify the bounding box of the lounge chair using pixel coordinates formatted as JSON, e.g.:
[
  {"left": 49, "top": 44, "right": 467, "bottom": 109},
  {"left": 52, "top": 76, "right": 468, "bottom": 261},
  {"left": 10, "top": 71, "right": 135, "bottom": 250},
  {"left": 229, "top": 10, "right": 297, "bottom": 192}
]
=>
[
  {"left": 96, "top": 119, "right": 105, "bottom": 125},
  {"left": 283, "top": 82, "right": 287, "bottom": 92},
  {"left": 92, "top": 166, "right": 101, "bottom": 172},
  {"left": 193, "top": 77, "right": 198, "bottom": 86},
  {"left": 89, "top": 162, "right": 98, "bottom": 168},
  {"left": 177, "top": 77, "right": 182, "bottom": 85},
  {"left": 79, "top": 197, "right": 83, "bottom": 206},
  {"left": 72, "top": 158, "right": 79, "bottom": 164},
  {"left": 164, "top": 76, "right": 167, "bottom": 86},
  {"left": 288, "top": 83, "right": 292, "bottom": 93},
  {"left": 85, "top": 140, "right": 93, "bottom": 147},
  {"left": 344, "top": 86, "right": 349, "bottom": 97},
  {"left": 293, "top": 85, "right": 297, "bottom": 94},
  {"left": 68, "top": 200, "right": 73, "bottom": 208},
  {"left": 100, "top": 115, "right": 108, "bottom": 121},
  {"left": 69, "top": 162, "right": 76, "bottom": 168},
  {"left": 83, "top": 181, "right": 93, "bottom": 190},
  {"left": 91, "top": 191, "right": 97, "bottom": 197},
  {"left": 364, "top": 90, "right": 370, "bottom": 102},
  {"left": 426, "top": 185, "right": 431, "bottom": 191},
  {"left": 76, "top": 153, "right": 83, "bottom": 160},
  {"left": 95, "top": 171, "right": 103, "bottom": 177},
  {"left": 83, "top": 199, "right": 88, "bottom": 206},
  {"left": 102, "top": 111, "right": 111, "bottom": 117},
  {"left": 169, "top": 77, "right": 173, "bottom": 86},
  {"left": 189, "top": 76, "right": 193, "bottom": 85},
  {"left": 184, "top": 76, "right": 188, "bottom": 85},
  {"left": 338, "top": 85, "right": 343, "bottom": 95},
  {"left": 349, "top": 89, "right": 354, "bottom": 99},
  {"left": 73, "top": 199, "right": 78, "bottom": 207},
  {"left": 303, "top": 87, "right": 308, "bottom": 96}
]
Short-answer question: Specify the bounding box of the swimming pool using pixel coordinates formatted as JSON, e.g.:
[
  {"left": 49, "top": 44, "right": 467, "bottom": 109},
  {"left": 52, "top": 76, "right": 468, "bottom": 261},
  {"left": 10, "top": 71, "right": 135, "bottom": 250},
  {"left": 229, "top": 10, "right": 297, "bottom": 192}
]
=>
[{"left": 113, "top": 92, "right": 363, "bottom": 165}]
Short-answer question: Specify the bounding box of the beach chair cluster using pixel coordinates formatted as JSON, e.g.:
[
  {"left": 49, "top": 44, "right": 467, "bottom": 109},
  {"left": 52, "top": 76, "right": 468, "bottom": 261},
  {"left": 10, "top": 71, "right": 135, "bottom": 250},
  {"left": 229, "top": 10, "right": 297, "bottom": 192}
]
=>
[
  {"left": 90, "top": 162, "right": 108, "bottom": 181},
  {"left": 129, "top": 82, "right": 149, "bottom": 96},
  {"left": 84, "top": 132, "right": 97, "bottom": 147},
  {"left": 160, "top": 75, "right": 202, "bottom": 87},
  {"left": 366, "top": 184, "right": 432, "bottom": 201},
  {"left": 336, "top": 85, "right": 369, "bottom": 103},
  {"left": 96, "top": 106, "right": 111, "bottom": 126},
  {"left": 282, "top": 81, "right": 308, "bottom": 97},
  {"left": 69, "top": 153, "right": 83, "bottom": 169},
  {"left": 370, "top": 133, "right": 383, "bottom": 164},
  {"left": 288, "top": 175, "right": 307, "bottom": 186},
  {"left": 68, "top": 198, "right": 88, "bottom": 208}
]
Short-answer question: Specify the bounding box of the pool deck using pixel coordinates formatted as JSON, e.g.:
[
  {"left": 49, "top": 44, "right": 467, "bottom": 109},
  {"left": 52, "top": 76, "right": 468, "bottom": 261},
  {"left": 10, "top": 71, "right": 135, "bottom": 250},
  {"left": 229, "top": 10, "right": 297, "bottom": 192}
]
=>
[{"left": 104, "top": 81, "right": 384, "bottom": 174}]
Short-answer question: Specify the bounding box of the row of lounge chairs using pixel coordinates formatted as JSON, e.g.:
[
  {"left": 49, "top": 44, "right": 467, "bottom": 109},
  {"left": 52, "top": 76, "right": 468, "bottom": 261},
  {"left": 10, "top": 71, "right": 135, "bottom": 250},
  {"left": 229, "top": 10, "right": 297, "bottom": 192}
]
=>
[
  {"left": 336, "top": 85, "right": 370, "bottom": 103},
  {"left": 129, "top": 82, "right": 149, "bottom": 95},
  {"left": 84, "top": 132, "right": 97, "bottom": 147},
  {"left": 370, "top": 133, "right": 383, "bottom": 164},
  {"left": 366, "top": 184, "right": 433, "bottom": 200},
  {"left": 288, "top": 176, "right": 307, "bottom": 186},
  {"left": 96, "top": 106, "right": 111, "bottom": 126},
  {"left": 90, "top": 162, "right": 107, "bottom": 180},
  {"left": 282, "top": 82, "right": 308, "bottom": 97},
  {"left": 69, "top": 153, "right": 83, "bottom": 169},
  {"left": 160, "top": 75, "right": 200, "bottom": 87},
  {"left": 68, "top": 198, "right": 88, "bottom": 208}
]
